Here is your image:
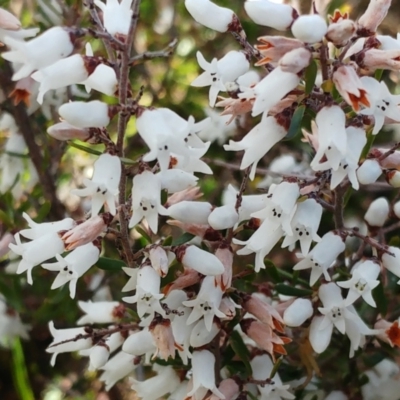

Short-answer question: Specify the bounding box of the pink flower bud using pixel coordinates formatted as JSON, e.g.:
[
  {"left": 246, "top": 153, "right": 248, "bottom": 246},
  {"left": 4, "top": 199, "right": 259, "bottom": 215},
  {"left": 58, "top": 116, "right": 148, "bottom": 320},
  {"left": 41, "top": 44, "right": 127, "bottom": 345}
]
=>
[
  {"left": 0, "top": 233, "right": 13, "bottom": 258},
  {"left": 176, "top": 245, "right": 224, "bottom": 276},
  {"left": 149, "top": 315, "right": 177, "bottom": 361},
  {"left": 214, "top": 246, "right": 233, "bottom": 291},
  {"left": 357, "top": 0, "right": 391, "bottom": 34},
  {"left": 165, "top": 187, "right": 203, "bottom": 207},
  {"left": 207, "top": 378, "right": 240, "bottom": 400},
  {"left": 291, "top": 15, "right": 328, "bottom": 43},
  {"left": 357, "top": 159, "right": 382, "bottom": 184},
  {"left": 0, "top": 7, "right": 21, "bottom": 30},
  {"left": 47, "top": 121, "right": 92, "bottom": 142},
  {"left": 278, "top": 47, "right": 311, "bottom": 74},
  {"left": 326, "top": 19, "right": 356, "bottom": 47},
  {"left": 58, "top": 100, "right": 113, "bottom": 128},
  {"left": 163, "top": 268, "right": 202, "bottom": 295},
  {"left": 364, "top": 197, "right": 389, "bottom": 227},
  {"left": 283, "top": 298, "right": 313, "bottom": 327},
  {"left": 185, "top": 0, "right": 236, "bottom": 32},
  {"left": 255, "top": 36, "right": 304, "bottom": 66},
  {"left": 148, "top": 246, "right": 174, "bottom": 277},
  {"left": 245, "top": 0, "right": 298, "bottom": 30},
  {"left": 358, "top": 49, "right": 400, "bottom": 71}
]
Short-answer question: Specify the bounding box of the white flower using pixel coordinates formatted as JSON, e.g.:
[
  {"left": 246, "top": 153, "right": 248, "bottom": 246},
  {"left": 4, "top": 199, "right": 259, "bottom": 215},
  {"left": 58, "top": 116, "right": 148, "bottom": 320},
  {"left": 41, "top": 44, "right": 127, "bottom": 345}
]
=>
[
  {"left": 178, "top": 245, "right": 225, "bottom": 276},
  {"left": 131, "top": 364, "right": 180, "bottom": 400},
  {"left": 208, "top": 204, "right": 239, "bottom": 230},
  {"left": 94, "top": 0, "right": 133, "bottom": 37},
  {"left": 293, "top": 231, "right": 345, "bottom": 286},
  {"left": 189, "top": 318, "right": 220, "bottom": 348},
  {"left": 250, "top": 67, "right": 300, "bottom": 117},
  {"left": 224, "top": 115, "right": 287, "bottom": 180},
  {"left": 77, "top": 301, "right": 122, "bottom": 325},
  {"left": 183, "top": 275, "right": 226, "bottom": 331},
  {"left": 42, "top": 243, "right": 100, "bottom": 298},
  {"left": 71, "top": 153, "right": 121, "bottom": 216},
  {"left": 187, "top": 350, "right": 225, "bottom": 400},
  {"left": 167, "top": 201, "right": 212, "bottom": 225},
  {"left": 46, "top": 321, "right": 93, "bottom": 366},
  {"left": 58, "top": 100, "right": 111, "bottom": 128},
  {"left": 244, "top": 0, "right": 297, "bottom": 30},
  {"left": 0, "top": 297, "right": 30, "bottom": 346},
  {"left": 158, "top": 169, "right": 198, "bottom": 193},
  {"left": 191, "top": 51, "right": 249, "bottom": 107},
  {"left": 310, "top": 106, "right": 348, "bottom": 171},
  {"left": 31, "top": 54, "right": 100, "bottom": 104},
  {"left": 9, "top": 232, "right": 65, "bottom": 285},
  {"left": 337, "top": 259, "right": 380, "bottom": 307},
  {"left": 283, "top": 298, "right": 313, "bottom": 327},
  {"left": 185, "top": 0, "right": 235, "bottom": 33},
  {"left": 291, "top": 15, "right": 327, "bottom": 43},
  {"left": 357, "top": 159, "right": 382, "bottom": 184},
  {"left": 250, "top": 354, "right": 295, "bottom": 400},
  {"left": 364, "top": 197, "right": 389, "bottom": 227},
  {"left": 129, "top": 170, "right": 168, "bottom": 233},
  {"left": 381, "top": 246, "right": 400, "bottom": 280},
  {"left": 2, "top": 26, "right": 75, "bottom": 80},
  {"left": 122, "top": 328, "right": 157, "bottom": 361},
  {"left": 99, "top": 351, "right": 138, "bottom": 391},
  {"left": 360, "top": 77, "right": 400, "bottom": 135},
  {"left": 281, "top": 198, "right": 322, "bottom": 255}
]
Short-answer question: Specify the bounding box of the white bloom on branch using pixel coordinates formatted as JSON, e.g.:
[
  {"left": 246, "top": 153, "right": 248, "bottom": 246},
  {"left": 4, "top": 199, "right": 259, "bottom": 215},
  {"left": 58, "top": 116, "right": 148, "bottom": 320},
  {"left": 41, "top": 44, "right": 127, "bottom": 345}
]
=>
[
  {"left": 191, "top": 50, "right": 249, "bottom": 107},
  {"left": 158, "top": 169, "right": 198, "bottom": 194},
  {"left": 46, "top": 321, "right": 93, "bottom": 366},
  {"left": 185, "top": 0, "right": 235, "bottom": 33},
  {"left": 337, "top": 259, "right": 380, "bottom": 307},
  {"left": 357, "top": 159, "right": 382, "bottom": 185},
  {"left": 42, "top": 242, "right": 100, "bottom": 299},
  {"left": 283, "top": 298, "right": 313, "bottom": 327},
  {"left": 77, "top": 300, "right": 123, "bottom": 325},
  {"left": 381, "top": 246, "right": 400, "bottom": 281},
  {"left": 293, "top": 231, "right": 345, "bottom": 286},
  {"left": 291, "top": 14, "right": 327, "bottom": 43},
  {"left": 244, "top": 0, "right": 297, "bottom": 30},
  {"left": 71, "top": 153, "right": 121, "bottom": 216},
  {"left": 224, "top": 115, "right": 288, "bottom": 180},
  {"left": 2, "top": 26, "right": 75, "bottom": 81},
  {"left": 281, "top": 198, "right": 322, "bottom": 255},
  {"left": 167, "top": 201, "right": 212, "bottom": 225},
  {"left": 129, "top": 170, "right": 167, "bottom": 233},
  {"left": 359, "top": 76, "right": 400, "bottom": 135},
  {"left": 94, "top": 0, "right": 133, "bottom": 37},
  {"left": 364, "top": 197, "right": 389, "bottom": 228},
  {"left": 9, "top": 232, "right": 65, "bottom": 285},
  {"left": 122, "top": 328, "right": 157, "bottom": 361}
]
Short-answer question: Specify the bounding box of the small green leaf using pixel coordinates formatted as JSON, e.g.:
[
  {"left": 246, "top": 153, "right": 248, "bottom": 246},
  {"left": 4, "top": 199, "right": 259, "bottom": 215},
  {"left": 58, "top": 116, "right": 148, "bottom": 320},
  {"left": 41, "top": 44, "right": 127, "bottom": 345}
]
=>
[
  {"left": 285, "top": 105, "right": 306, "bottom": 140},
  {"left": 305, "top": 59, "right": 318, "bottom": 95},
  {"left": 135, "top": 226, "right": 153, "bottom": 244},
  {"left": 229, "top": 330, "right": 252, "bottom": 377},
  {"left": 269, "top": 356, "right": 283, "bottom": 379},
  {"left": 274, "top": 284, "right": 313, "bottom": 297},
  {"left": 68, "top": 141, "right": 103, "bottom": 156},
  {"left": 374, "top": 69, "right": 384, "bottom": 81},
  {"left": 96, "top": 257, "right": 125, "bottom": 271},
  {"left": 171, "top": 233, "right": 194, "bottom": 246},
  {"left": 163, "top": 235, "right": 173, "bottom": 246}
]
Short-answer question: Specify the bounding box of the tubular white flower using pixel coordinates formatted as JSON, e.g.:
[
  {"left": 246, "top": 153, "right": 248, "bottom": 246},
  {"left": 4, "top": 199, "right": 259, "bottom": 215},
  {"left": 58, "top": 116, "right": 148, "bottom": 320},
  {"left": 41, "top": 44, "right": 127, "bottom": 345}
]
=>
[
  {"left": 46, "top": 321, "right": 93, "bottom": 366},
  {"left": 71, "top": 153, "right": 121, "bottom": 216},
  {"left": 208, "top": 204, "right": 239, "bottom": 230},
  {"left": 293, "top": 231, "right": 345, "bottom": 286},
  {"left": 58, "top": 100, "right": 111, "bottom": 128},
  {"left": 251, "top": 354, "right": 295, "bottom": 400},
  {"left": 2, "top": 26, "right": 75, "bottom": 81},
  {"left": 158, "top": 169, "right": 198, "bottom": 193},
  {"left": 244, "top": 0, "right": 297, "bottom": 30},
  {"left": 278, "top": 47, "right": 311, "bottom": 74},
  {"left": 291, "top": 15, "right": 327, "bottom": 43},
  {"left": 129, "top": 170, "right": 168, "bottom": 233},
  {"left": 183, "top": 276, "right": 226, "bottom": 331},
  {"left": 310, "top": 105, "right": 347, "bottom": 171},
  {"left": 251, "top": 67, "right": 300, "bottom": 117},
  {"left": 359, "top": 77, "right": 400, "bottom": 135},
  {"left": 364, "top": 197, "right": 389, "bottom": 227},
  {"left": 357, "top": 159, "right": 382, "bottom": 184},
  {"left": 191, "top": 51, "right": 249, "bottom": 107},
  {"left": 185, "top": 0, "right": 235, "bottom": 32},
  {"left": 31, "top": 55, "right": 100, "bottom": 104},
  {"left": 281, "top": 198, "right": 322, "bottom": 255},
  {"left": 131, "top": 364, "right": 180, "bottom": 400},
  {"left": 167, "top": 201, "right": 212, "bottom": 225},
  {"left": 42, "top": 243, "right": 100, "bottom": 298},
  {"left": 122, "top": 328, "right": 157, "bottom": 358},
  {"left": 224, "top": 115, "right": 287, "bottom": 180},
  {"left": 337, "top": 259, "right": 380, "bottom": 307},
  {"left": 9, "top": 232, "right": 65, "bottom": 285},
  {"left": 189, "top": 318, "right": 220, "bottom": 348},
  {"left": 283, "top": 298, "right": 313, "bottom": 327},
  {"left": 99, "top": 351, "right": 138, "bottom": 391},
  {"left": 394, "top": 201, "right": 400, "bottom": 219},
  {"left": 19, "top": 212, "right": 75, "bottom": 240},
  {"left": 77, "top": 301, "right": 122, "bottom": 325},
  {"left": 187, "top": 350, "right": 225, "bottom": 400},
  {"left": 381, "top": 246, "right": 400, "bottom": 279},
  {"left": 178, "top": 245, "right": 225, "bottom": 276},
  {"left": 147, "top": 246, "right": 175, "bottom": 278},
  {"left": 94, "top": 0, "right": 133, "bottom": 37}
]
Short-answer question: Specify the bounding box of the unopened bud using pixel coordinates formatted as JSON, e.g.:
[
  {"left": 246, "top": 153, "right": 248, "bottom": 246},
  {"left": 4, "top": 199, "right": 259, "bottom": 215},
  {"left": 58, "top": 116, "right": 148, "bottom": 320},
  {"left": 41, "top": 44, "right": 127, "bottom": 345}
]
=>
[
  {"left": 283, "top": 298, "right": 313, "bottom": 327},
  {"left": 149, "top": 315, "right": 176, "bottom": 361},
  {"left": 393, "top": 201, "right": 400, "bottom": 219},
  {"left": 245, "top": 0, "right": 298, "bottom": 30},
  {"left": 382, "top": 246, "right": 400, "bottom": 278},
  {"left": 326, "top": 19, "right": 356, "bottom": 47},
  {"left": 158, "top": 169, "right": 198, "bottom": 194},
  {"left": 167, "top": 201, "right": 212, "bottom": 225},
  {"left": 385, "top": 169, "right": 400, "bottom": 188},
  {"left": 47, "top": 121, "right": 91, "bottom": 142},
  {"left": 0, "top": 7, "right": 21, "bottom": 30},
  {"left": 357, "top": 0, "right": 391, "bottom": 34},
  {"left": 279, "top": 47, "right": 311, "bottom": 73},
  {"left": 291, "top": 14, "right": 328, "bottom": 43},
  {"left": 208, "top": 204, "right": 238, "bottom": 230},
  {"left": 364, "top": 197, "right": 389, "bottom": 227},
  {"left": 88, "top": 343, "right": 110, "bottom": 371},
  {"left": 357, "top": 159, "right": 382, "bottom": 184}
]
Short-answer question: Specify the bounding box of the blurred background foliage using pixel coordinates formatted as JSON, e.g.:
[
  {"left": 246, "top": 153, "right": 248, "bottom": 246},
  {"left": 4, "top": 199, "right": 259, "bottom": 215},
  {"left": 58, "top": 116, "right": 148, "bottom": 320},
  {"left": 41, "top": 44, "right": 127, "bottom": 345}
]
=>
[{"left": 0, "top": 0, "right": 400, "bottom": 399}]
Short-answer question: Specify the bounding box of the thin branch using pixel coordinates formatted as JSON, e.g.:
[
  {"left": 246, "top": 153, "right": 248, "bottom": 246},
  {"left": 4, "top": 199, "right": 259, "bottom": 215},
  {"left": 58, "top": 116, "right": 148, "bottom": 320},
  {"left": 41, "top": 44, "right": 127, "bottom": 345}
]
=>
[{"left": 129, "top": 38, "right": 178, "bottom": 66}]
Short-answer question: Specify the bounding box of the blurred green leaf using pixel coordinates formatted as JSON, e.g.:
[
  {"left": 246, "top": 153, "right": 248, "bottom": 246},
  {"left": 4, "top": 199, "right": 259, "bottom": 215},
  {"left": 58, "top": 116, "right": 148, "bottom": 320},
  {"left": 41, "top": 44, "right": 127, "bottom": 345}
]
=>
[
  {"left": 96, "top": 257, "right": 125, "bottom": 271},
  {"left": 274, "top": 284, "right": 313, "bottom": 297},
  {"left": 305, "top": 59, "right": 318, "bottom": 95},
  {"left": 229, "top": 330, "right": 252, "bottom": 378},
  {"left": 285, "top": 105, "right": 305, "bottom": 140},
  {"left": 171, "top": 233, "right": 194, "bottom": 246}
]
